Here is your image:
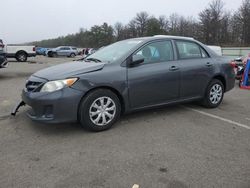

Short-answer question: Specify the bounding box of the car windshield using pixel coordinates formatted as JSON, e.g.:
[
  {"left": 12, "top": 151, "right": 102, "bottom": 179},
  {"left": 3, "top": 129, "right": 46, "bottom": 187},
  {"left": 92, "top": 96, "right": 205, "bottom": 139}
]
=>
[{"left": 86, "top": 40, "right": 142, "bottom": 63}]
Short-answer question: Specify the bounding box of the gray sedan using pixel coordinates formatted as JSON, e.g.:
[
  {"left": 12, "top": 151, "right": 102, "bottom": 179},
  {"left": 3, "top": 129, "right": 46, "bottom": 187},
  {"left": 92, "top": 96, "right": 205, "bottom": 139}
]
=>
[{"left": 14, "top": 36, "right": 235, "bottom": 131}]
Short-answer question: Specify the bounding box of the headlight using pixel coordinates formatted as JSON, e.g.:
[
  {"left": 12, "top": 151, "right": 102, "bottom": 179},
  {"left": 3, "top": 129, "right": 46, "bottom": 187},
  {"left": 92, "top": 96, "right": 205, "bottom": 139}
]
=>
[{"left": 40, "top": 78, "right": 78, "bottom": 92}]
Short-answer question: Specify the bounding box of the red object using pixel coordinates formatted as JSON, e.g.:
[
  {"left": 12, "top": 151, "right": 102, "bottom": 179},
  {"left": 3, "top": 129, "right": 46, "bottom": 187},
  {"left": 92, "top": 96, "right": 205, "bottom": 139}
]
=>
[
  {"left": 33, "top": 47, "right": 36, "bottom": 51},
  {"left": 240, "top": 85, "right": 250, "bottom": 89}
]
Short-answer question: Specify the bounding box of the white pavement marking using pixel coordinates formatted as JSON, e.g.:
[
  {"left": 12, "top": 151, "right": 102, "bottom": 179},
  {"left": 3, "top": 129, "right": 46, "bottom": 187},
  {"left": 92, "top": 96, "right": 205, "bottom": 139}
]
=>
[
  {"left": 132, "top": 184, "right": 139, "bottom": 188},
  {"left": 184, "top": 106, "right": 250, "bottom": 130}
]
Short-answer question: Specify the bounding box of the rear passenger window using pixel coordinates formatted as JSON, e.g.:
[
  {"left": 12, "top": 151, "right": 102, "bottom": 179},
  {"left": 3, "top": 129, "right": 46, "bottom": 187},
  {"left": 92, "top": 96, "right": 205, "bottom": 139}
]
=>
[
  {"left": 176, "top": 41, "right": 208, "bottom": 59},
  {"left": 135, "top": 41, "right": 174, "bottom": 64}
]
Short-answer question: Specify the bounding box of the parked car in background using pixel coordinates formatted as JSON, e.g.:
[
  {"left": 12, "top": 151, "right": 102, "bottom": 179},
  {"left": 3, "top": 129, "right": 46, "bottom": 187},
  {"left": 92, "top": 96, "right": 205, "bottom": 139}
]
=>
[
  {"left": 6, "top": 45, "right": 36, "bottom": 62},
  {"left": 77, "top": 48, "right": 84, "bottom": 55},
  {"left": 82, "top": 48, "right": 97, "bottom": 58},
  {"left": 207, "top": 45, "right": 222, "bottom": 56},
  {"left": 0, "top": 39, "right": 8, "bottom": 68},
  {"left": 46, "top": 46, "right": 78, "bottom": 58},
  {"left": 36, "top": 47, "right": 49, "bottom": 55},
  {"left": 14, "top": 35, "right": 235, "bottom": 132}
]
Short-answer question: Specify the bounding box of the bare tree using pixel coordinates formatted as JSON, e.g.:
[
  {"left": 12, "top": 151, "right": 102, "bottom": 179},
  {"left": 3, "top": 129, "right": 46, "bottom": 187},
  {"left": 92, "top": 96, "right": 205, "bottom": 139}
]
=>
[
  {"left": 114, "top": 22, "right": 124, "bottom": 40},
  {"left": 158, "top": 15, "right": 169, "bottom": 33},
  {"left": 133, "top": 11, "right": 149, "bottom": 37},
  {"left": 199, "top": 0, "right": 225, "bottom": 44},
  {"left": 238, "top": 0, "right": 250, "bottom": 45},
  {"left": 169, "top": 13, "right": 181, "bottom": 35}
]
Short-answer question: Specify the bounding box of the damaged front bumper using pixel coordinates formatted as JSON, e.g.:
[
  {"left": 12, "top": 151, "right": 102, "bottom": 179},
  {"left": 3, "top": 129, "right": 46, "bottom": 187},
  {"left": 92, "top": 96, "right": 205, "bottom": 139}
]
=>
[
  {"left": 11, "top": 87, "right": 83, "bottom": 123},
  {"left": 11, "top": 101, "right": 25, "bottom": 116}
]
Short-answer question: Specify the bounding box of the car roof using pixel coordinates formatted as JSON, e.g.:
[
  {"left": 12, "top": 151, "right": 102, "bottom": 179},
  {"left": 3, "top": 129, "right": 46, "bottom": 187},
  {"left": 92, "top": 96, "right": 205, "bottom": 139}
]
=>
[{"left": 125, "top": 35, "right": 195, "bottom": 42}]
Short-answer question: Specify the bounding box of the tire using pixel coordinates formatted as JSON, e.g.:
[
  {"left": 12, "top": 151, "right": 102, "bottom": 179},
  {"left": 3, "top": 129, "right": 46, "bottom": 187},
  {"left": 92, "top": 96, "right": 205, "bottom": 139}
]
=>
[
  {"left": 70, "top": 53, "right": 76, "bottom": 58},
  {"left": 202, "top": 79, "right": 224, "bottom": 108},
  {"left": 16, "top": 51, "right": 27, "bottom": 62},
  {"left": 47, "top": 51, "right": 53, "bottom": 57},
  {"left": 78, "top": 89, "right": 121, "bottom": 132},
  {"left": 48, "top": 51, "right": 57, "bottom": 57},
  {"left": 52, "top": 52, "right": 57, "bottom": 57}
]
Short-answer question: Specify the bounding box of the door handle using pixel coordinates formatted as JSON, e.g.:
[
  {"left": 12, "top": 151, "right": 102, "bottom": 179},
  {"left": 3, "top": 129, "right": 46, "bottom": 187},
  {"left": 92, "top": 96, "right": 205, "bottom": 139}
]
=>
[
  {"left": 169, "top": 66, "right": 179, "bottom": 71},
  {"left": 206, "top": 62, "right": 213, "bottom": 67}
]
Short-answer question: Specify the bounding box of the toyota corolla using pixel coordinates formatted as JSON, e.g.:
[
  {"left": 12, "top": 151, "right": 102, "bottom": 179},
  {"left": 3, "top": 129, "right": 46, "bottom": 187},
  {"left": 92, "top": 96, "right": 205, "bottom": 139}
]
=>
[{"left": 13, "top": 36, "right": 235, "bottom": 131}]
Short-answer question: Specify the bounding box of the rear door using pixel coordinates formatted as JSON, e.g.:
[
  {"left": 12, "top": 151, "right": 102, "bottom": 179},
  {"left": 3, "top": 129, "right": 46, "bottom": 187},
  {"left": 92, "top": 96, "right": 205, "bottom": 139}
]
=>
[
  {"left": 128, "top": 40, "right": 180, "bottom": 109},
  {"left": 57, "top": 47, "right": 70, "bottom": 56},
  {"left": 174, "top": 40, "right": 215, "bottom": 98},
  {"left": 64, "top": 47, "right": 71, "bottom": 56}
]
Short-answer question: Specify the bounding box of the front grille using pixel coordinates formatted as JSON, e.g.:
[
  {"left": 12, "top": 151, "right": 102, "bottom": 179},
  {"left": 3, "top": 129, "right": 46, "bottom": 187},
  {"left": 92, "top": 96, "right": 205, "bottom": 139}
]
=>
[{"left": 26, "top": 81, "right": 44, "bottom": 92}]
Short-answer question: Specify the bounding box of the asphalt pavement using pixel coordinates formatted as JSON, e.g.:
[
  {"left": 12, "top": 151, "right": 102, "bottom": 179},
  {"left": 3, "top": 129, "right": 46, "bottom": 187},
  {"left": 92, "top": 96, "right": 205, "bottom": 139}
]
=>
[{"left": 0, "top": 56, "right": 250, "bottom": 188}]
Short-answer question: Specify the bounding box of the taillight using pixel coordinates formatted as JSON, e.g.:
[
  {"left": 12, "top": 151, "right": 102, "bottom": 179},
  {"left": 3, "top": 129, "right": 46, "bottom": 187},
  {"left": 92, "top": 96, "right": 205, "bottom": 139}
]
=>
[
  {"left": 33, "top": 47, "right": 36, "bottom": 51},
  {"left": 0, "top": 44, "right": 4, "bottom": 48}
]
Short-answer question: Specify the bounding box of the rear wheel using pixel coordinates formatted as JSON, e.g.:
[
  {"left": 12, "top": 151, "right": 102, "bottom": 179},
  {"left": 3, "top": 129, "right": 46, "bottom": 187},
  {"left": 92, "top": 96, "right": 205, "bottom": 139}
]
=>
[
  {"left": 202, "top": 79, "right": 224, "bottom": 108},
  {"left": 79, "top": 89, "right": 121, "bottom": 132},
  {"left": 70, "top": 53, "right": 76, "bottom": 58},
  {"left": 16, "top": 52, "right": 27, "bottom": 62}
]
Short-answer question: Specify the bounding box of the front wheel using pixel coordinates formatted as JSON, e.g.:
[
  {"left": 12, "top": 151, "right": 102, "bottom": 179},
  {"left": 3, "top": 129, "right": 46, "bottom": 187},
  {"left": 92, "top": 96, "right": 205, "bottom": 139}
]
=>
[
  {"left": 78, "top": 89, "right": 121, "bottom": 132},
  {"left": 202, "top": 79, "right": 224, "bottom": 108},
  {"left": 16, "top": 52, "right": 27, "bottom": 62},
  {"left": 52, "top": 52, "right": 57, "bottom": 57}
]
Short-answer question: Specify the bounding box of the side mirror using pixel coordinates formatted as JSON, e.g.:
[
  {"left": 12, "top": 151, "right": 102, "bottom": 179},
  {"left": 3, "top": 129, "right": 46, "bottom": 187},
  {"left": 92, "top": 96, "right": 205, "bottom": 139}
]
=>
[{"left": 130, "top": 54, "right": 144, "bottom": 66}]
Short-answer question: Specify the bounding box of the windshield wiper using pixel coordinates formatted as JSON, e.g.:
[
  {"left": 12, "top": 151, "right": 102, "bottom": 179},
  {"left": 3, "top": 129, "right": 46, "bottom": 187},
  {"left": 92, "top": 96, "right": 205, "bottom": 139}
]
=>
[
  {"left": 85, "top": 58, "right": 102, "bottom": 63},
  {"left": 74, "top": 57, "right": 85, "bottom": 61}
]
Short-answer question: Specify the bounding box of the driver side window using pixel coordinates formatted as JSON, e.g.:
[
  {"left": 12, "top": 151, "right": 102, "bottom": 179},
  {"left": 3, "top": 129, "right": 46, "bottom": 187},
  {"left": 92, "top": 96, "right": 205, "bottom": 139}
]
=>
[{"left": 135, "top": 41, "right": 174, "bottom": 64}]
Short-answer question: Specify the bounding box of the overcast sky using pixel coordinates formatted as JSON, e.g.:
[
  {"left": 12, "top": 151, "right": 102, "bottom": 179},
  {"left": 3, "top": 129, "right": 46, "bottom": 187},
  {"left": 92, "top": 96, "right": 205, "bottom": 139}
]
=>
[{"left": 1, "top": 0, "right": 241, "bottom": 44}]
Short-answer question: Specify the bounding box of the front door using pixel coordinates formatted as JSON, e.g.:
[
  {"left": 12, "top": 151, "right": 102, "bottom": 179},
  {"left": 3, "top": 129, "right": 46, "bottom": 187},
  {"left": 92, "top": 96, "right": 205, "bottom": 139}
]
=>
[{"left": 128, "top": 40, "right": 180, "bottom": 109}]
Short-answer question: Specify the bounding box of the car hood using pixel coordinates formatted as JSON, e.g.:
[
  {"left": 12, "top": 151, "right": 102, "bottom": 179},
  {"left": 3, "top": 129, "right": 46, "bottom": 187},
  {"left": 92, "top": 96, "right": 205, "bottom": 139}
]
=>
[{"left": 33, "top": 61, "right": 105, "bottom": 80}]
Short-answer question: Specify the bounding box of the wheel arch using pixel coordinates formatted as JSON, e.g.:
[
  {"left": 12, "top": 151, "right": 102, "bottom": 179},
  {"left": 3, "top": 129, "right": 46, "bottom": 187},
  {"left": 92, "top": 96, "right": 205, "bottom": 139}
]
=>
[
  {"left": 15, "top": 50, "right": 28, "bottom": 57},
  {"left": 212, "top": 74, "right": 226, "bottom": 91},
  {"left": 77, "top": 86, "right": 126, "bottom": 121}
]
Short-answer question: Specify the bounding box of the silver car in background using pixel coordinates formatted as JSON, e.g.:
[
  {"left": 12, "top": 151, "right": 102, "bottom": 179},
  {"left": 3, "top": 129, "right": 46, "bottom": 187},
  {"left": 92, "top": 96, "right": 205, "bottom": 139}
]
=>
[{"left": 47, "top": 46, "right": 78, "bottom": 58}]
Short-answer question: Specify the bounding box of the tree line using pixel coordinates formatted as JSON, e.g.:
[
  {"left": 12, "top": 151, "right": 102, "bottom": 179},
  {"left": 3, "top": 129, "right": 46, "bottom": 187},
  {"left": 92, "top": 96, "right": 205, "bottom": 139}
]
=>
[{"left": 32, "top": 0, "right": 250, "bottom": 48}]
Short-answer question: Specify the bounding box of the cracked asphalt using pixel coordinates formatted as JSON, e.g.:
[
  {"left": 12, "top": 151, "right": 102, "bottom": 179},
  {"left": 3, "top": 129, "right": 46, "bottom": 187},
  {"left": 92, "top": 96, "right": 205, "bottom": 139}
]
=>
[{"left": 0, "top": 56, "right": 250, "bottom": 188}]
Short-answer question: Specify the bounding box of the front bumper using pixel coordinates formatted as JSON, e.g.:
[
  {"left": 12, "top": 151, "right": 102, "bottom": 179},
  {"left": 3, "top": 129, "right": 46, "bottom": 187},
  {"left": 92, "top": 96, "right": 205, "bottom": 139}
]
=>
[{"left": 21, "top": 87, "right": 84, "bottom": 123}]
